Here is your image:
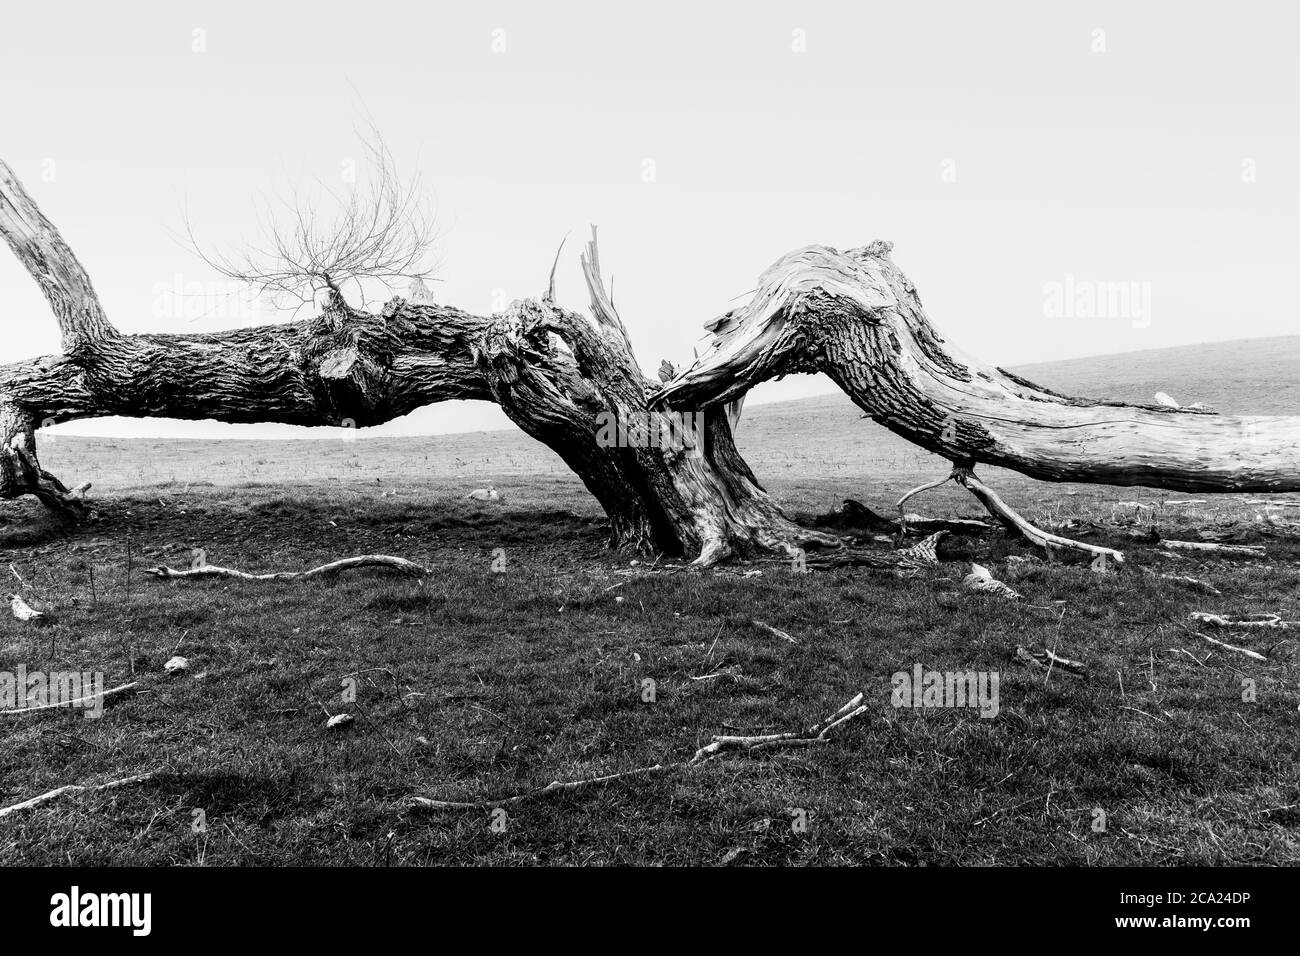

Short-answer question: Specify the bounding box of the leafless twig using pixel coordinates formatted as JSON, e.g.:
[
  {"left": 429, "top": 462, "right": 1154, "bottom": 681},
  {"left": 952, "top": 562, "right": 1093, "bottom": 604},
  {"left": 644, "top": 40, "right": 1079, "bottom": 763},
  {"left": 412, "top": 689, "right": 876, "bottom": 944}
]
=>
[{"left": 187, "top": 128, "right": 438, "bottom": 311}]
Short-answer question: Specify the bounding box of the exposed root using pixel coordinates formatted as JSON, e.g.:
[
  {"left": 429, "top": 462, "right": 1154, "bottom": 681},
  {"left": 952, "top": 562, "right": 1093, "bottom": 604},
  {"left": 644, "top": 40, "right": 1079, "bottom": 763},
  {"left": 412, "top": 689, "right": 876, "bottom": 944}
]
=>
[
  {"left": 953, "top": 468, "right": 1124, "bottom": 565},
  {"left": 0, "top": 403, "right": 89, "bottom": 518},
  {"left": 690, "top": 534, "right": 734, "bottom": 570},
  {"left": 0, "top": 770, "right": 158, "bottom": 820},
  {"left": 143, "top": 555, "right": 431, "bottom": 581},
  {"left": 407, "top": 693, "right": 868, "bottom": 812}
]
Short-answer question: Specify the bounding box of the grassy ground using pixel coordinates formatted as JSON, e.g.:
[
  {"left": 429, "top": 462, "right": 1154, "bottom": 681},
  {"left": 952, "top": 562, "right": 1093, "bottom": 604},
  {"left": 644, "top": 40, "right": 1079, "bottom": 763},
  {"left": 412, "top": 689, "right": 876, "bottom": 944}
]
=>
[{"left": 1, "top": 441, "right": 1297, "bottom": 865}]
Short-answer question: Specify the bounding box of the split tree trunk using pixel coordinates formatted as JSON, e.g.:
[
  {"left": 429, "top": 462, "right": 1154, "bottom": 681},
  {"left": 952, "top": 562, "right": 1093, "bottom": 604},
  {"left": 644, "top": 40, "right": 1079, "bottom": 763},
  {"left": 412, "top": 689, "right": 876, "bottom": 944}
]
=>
[
  {"left": 0, "top": 161, "right": 834, "bottom": 565},
  {"left": 657, "top": 241, "right": 1300, "bottom": 494}
]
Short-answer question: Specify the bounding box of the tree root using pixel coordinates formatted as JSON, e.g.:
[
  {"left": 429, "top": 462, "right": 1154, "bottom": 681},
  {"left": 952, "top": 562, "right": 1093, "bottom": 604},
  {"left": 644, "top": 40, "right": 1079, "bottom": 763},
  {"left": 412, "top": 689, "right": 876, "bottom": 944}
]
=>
[
  {"left": 143, "top": 555, "right": 431, "bottom": 581},
  {"left": 407, "top": 693, "right": 868, "bottom": 811},
  {"left": 0, "top": 402, "right": 89, "bottom": 518}
]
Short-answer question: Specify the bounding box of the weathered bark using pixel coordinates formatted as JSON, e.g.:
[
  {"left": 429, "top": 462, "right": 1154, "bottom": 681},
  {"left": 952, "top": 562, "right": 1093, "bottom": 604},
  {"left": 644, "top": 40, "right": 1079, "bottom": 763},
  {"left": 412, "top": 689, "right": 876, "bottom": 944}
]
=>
[
  {"left": 0, "top": 162, "right": 834, "bottom": 564},
  {"left": 657, "top": 241, "right": 1300, "bottom": 494}
]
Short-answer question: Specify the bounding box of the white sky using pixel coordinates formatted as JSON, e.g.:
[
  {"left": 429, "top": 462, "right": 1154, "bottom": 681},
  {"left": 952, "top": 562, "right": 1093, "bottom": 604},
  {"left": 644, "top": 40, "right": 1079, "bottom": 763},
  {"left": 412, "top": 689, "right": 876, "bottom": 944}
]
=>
[{"left": 2, "top": 0, "right": 1296, "bottom": 438}]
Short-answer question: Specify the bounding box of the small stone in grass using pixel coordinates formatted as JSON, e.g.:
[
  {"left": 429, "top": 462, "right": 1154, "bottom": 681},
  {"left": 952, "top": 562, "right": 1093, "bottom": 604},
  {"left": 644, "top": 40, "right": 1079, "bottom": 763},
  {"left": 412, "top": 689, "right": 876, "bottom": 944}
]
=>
[{"left": 163, "top": 655, "right": 189, "bottom": 675}]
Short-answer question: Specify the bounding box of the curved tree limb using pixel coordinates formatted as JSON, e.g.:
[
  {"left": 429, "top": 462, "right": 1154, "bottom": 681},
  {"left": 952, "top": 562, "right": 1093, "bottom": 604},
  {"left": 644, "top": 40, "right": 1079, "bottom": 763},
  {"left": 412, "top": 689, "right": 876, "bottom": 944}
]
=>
[
  {"left": 0, "top": 160, "right": 118, "bottom": 352},
  {"left": 656, "top": 242, "right": 1300, "bottom": 494}
]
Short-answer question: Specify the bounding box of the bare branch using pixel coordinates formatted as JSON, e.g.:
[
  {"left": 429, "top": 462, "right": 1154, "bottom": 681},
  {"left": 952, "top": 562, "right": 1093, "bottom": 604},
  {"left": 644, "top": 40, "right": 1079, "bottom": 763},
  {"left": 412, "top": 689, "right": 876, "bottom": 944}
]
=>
[
  {"left": 0, "top": 159, "right": 118, "bottom": 350},
  {"left": 187, "top": 130, "right": 439, "bottom": 311}
]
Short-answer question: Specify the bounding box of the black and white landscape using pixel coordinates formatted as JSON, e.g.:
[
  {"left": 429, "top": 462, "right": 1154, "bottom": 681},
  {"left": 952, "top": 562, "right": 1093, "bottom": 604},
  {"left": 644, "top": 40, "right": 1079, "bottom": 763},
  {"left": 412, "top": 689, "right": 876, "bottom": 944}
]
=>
[{"left": 0, "top": 2, "right": 1294, "bottom": 904}]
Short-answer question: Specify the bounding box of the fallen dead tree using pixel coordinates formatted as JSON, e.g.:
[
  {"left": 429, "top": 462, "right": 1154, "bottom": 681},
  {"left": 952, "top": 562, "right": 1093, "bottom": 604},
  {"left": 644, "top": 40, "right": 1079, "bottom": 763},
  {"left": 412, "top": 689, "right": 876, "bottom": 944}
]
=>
[{"left": 4, "top": 152, "right": 1297, "bottom": 567}]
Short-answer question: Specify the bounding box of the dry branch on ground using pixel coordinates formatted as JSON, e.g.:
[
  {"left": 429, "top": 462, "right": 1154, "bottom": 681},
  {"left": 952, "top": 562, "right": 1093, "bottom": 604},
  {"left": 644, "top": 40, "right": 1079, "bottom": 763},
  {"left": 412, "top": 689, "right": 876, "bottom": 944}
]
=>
[{"left": 407, "top": 693, "right": 868, "bottom": 811}]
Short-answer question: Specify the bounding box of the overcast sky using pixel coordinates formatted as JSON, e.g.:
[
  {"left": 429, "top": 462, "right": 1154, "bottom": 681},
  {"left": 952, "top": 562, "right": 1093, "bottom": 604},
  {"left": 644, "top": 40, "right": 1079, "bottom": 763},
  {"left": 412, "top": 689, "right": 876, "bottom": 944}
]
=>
[{"left": 2, "top": 1, "right": 1296, "bottom": 438}]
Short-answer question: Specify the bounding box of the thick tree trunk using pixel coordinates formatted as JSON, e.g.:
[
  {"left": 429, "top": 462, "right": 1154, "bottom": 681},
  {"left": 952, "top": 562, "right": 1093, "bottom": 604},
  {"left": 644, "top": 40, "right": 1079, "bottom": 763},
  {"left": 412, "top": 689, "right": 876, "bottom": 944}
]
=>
[
  {"left": 0, "top": 162, "right": 834, "bottom": 564},
  {"left": 657, "top": 241, "right": 1300, "bottom": 494}
]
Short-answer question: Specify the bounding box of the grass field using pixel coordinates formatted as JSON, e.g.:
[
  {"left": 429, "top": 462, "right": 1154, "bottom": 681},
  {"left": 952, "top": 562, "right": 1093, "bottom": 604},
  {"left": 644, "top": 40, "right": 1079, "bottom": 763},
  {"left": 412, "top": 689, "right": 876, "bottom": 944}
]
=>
[{"left": 1, "top": 339, "right": 1297, "bottom": 865}]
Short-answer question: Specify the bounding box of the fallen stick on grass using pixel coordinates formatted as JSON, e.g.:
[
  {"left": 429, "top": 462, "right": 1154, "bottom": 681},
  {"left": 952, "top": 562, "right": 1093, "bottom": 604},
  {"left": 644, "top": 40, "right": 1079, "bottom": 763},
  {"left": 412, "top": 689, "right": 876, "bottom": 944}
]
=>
[
  {"left": 407, "top": 693, "right": 868, "bottom": 811},
  {"left": 1191, "top": 611, "right": 1293, "bottom": 629},
  {"left": 0, "top": 770, "right": 158, "bottom": 820},
  {"left": 1015, "top": 645, "right": 1087, "bottom": 677},
  {"left": 1163, "top": 540, "right": 1266, "bottom": 557},
  {"left": 143, "top": 555, "right": 431, "bottom": 581},
  {"left": 751, "top": 620, "right": 798, "bottom": 644},
  {"left": 1192, "top": 631, "right": 1269, "bottom": 662},
  {"left": 0, "top": 681, "right": 139, "bottom": 717},
  {"left": 1157, "top": 573, "right": 1221, "bottom": 595}
]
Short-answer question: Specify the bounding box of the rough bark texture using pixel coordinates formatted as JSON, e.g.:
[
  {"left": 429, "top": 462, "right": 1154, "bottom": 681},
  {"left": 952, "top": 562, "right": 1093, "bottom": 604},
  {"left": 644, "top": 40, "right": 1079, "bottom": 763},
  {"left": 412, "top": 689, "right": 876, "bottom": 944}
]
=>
[
  {"left": 658, "top": 241, "right": 1300, "bottom": 494},
  {"left": 0, "top": 163, "right": 833, "bottom": 564}
]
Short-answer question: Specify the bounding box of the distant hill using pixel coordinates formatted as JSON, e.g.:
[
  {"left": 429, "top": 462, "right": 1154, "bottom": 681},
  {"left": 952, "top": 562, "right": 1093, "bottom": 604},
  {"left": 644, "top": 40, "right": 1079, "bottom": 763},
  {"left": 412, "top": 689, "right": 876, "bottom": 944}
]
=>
[{"left": 1010, "top": 335, "right": 1300, "bottom": 415}]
